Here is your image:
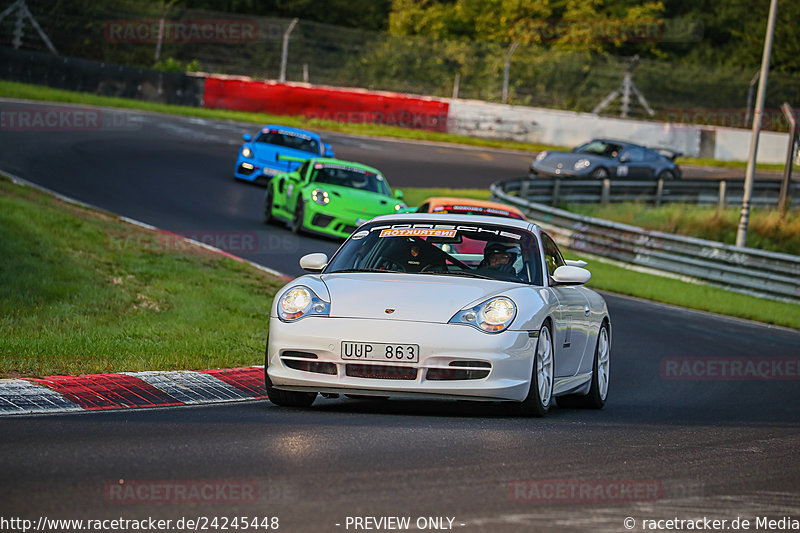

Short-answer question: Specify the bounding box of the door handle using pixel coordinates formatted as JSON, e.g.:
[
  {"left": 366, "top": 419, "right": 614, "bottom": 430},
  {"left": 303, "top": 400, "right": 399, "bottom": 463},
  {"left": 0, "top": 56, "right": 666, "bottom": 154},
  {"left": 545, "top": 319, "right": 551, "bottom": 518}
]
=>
[{"left": 584, "top": 306, "right": 590, "bottom": 316}]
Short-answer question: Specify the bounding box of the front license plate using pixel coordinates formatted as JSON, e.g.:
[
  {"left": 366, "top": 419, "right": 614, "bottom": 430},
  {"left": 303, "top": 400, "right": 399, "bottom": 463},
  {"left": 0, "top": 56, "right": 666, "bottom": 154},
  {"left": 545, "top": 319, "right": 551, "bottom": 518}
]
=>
[{"left": 341, "top": 342, "right": 419, "bottom": 363}]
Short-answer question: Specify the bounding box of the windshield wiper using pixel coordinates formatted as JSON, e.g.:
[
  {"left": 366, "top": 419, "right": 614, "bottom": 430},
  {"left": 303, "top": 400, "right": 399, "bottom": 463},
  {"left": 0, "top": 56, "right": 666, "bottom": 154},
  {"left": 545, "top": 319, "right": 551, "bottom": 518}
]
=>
[{"left": 418, "top": 270, "right": 493, "bottom": 280}]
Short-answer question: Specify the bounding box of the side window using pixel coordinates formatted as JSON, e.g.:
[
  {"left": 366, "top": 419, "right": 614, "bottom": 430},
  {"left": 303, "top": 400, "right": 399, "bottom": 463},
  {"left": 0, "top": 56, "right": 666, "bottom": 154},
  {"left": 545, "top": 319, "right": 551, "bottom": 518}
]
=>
[
  {"left": 417, "top": 203, "right": 430, "bottom": 213},
  {"left": 540, "top": 232, "right": 565, "bottom": 278},
  {"left": 621, "top": 147, "right": 645, "bottom": 162}
]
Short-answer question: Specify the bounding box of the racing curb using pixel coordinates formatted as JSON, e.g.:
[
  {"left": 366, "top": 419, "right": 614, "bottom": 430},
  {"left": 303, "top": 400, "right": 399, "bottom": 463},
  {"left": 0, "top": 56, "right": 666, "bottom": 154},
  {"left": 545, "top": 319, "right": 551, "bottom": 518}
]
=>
[{"left": 0, "top": 367, "right": 268, "bottom": 416}]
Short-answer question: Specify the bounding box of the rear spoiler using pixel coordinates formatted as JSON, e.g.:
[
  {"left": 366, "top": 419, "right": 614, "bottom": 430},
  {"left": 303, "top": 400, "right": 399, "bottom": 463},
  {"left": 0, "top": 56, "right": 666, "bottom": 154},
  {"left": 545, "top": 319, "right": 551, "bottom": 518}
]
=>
[{"left": 651, "top": 147, "right": 683, "bottom": 161}]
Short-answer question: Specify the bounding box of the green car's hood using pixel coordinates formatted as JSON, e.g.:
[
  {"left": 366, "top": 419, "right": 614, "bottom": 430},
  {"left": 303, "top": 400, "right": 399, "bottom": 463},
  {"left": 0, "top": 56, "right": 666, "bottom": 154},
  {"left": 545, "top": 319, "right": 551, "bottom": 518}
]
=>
[{"left": 311, "top": 184, "right": 400, "bottom": 219}]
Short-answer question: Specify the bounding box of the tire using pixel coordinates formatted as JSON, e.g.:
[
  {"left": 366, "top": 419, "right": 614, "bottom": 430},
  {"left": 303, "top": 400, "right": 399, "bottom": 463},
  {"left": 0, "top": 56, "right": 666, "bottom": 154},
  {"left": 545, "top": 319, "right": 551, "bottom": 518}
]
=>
[
  {"left": 290, "top": 200, "right": 305, "bottom": 234},
  {"left": 557, "top": 322, "right": 610, "bottom": 409},
  {"left": 264, "top": 369, "right": 317, "bottom": 408},
  {"left": 590, "top": 167, "right": 609, "bottom": 179},
  {"left": 514, "top": 321, "right": 554, "bottom": 417},
  {"left": 657, "top": 169, "right": 677, "bottom": 180},
  {"left": 264, "top": 186, "right": 275, "bottom": 225}
]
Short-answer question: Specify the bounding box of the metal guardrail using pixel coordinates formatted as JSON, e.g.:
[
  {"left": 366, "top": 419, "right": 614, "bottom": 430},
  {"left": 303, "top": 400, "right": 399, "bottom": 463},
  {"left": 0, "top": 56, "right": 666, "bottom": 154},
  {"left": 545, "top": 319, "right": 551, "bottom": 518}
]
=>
[
  {"left": 491, "top": 178, "right": 800, "bottom": 304},
  {"left": 518, "top": 176, "right": 800, "bottom": 207}
]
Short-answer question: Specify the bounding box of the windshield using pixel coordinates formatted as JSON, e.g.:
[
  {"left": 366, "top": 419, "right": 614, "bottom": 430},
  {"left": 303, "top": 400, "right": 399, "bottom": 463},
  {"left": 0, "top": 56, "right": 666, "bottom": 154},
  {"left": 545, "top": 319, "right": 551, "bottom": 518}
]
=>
[
  {"left": 575, "top": 141, "right": 622, "bottom": 159},
  {"left": 255, "top": 130, "right": 320, "bottom": 155},
  {"left": 430, "top": 204, "right": 524, "bottom": 220},
  {"left": 311, "top": 163, "right": 391, "bottom": 195},
  {"left": 325, "top": 221, "right": 543, "bottom": 285}
]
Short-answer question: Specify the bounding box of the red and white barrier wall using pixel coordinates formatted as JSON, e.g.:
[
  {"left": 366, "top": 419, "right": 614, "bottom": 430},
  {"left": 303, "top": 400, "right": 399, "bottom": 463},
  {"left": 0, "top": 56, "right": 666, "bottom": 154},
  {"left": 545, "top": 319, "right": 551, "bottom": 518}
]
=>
[{"left": 204, "top": 77, "right": 449, "bottom": 133}]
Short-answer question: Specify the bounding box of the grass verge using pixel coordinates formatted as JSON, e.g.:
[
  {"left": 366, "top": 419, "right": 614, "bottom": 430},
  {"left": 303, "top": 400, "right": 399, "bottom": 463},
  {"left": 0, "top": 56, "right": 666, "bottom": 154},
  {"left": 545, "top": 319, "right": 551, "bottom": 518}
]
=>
[
  {"left": 1, "top": 79, "right": 792, "bottom": 171},
  {"left": 0, "top": 175, "right": 286, "bottom": 377}
]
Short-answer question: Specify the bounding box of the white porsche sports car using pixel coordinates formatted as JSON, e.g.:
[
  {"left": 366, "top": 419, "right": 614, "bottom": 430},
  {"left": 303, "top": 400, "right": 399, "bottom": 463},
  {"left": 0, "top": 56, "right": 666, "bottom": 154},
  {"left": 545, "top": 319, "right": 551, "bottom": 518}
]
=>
[{"left": 266, "top": 214, "right": 611, "bottom": 416}]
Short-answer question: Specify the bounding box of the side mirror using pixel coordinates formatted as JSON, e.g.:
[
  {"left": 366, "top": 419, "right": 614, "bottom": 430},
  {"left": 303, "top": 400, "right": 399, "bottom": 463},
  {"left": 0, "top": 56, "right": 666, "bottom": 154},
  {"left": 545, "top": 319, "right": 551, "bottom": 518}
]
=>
[
  {"left": 299, "top": 253, "right": 328, "bottom": 273},
  {"left": 242, "top": 134, "right": 252, "bottom": 142},
  {"left": 394, "top": 189, "right": 404, "bottom": 200},
  {"left": 552, "top": 265, "right": 591, "bottom": 285},
  {"left": 323, "top": 143, "right": 335, "bottom": 157},
  {"left": 564, "top": 259, "right": 588, "bottom": 268}
]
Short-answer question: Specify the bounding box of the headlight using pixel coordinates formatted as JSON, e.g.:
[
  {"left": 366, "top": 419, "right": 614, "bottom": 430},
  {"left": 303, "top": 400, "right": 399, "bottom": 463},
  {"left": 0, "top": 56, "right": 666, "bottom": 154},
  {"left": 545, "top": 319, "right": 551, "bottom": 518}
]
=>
[
  {"left": 241, "top": 146, "right": 253, "bottom": 158},
  {"left": 278, "top": 286, "right": 330, "bottom": 322},
  {"left": 311, "top": 188, "right": 330, "bottom": 205},
  {"left": 394, "top": 203, "right": 406, "bottom": 211},
  {"left": 449, "top": 296, "right": 517, "bottom": 333},
  {"left": 574, "top": 158, "right": 591, "bottom": 170},
  {"left": 535, "top": 151, "right": 548, "bottom": 162}
]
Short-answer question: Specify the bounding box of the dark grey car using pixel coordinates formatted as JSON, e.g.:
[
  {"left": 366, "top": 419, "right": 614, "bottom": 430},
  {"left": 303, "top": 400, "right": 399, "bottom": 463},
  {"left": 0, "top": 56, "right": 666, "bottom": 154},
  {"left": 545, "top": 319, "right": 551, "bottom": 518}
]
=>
[{"left": 530, "top": 139, "right": 682, "bottom": 180}]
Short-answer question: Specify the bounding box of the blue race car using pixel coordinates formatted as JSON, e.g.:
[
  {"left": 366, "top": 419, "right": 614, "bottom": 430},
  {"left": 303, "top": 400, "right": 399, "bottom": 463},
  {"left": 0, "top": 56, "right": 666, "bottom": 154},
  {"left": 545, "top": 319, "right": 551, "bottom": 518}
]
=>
[{"left": 234, "top": 125, "right": 335, "bottom": 184}]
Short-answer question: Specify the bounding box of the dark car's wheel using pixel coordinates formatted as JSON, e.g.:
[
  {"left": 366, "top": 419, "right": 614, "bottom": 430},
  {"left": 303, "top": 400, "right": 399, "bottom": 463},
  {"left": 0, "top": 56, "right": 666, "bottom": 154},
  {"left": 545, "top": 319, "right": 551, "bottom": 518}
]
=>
[
  {"left": 514, "top": 321, "right": 554, "bottom": 417},
  {"left": 264, "top": 369, "right": 317, "bottom": 408},
  {"left": 657, "top": 169, "right": 677, "bottom": 180},
  {"left": 590, "top": 167, "right": 609, "bottom": 179},
  {"left": 264, "top": 186, "right": 275, "bottom": 225},
  {"left": 557, "top": 322, "right": 610, "bottom": 409},
  {"left": 290, "top": 200, "right": 305, "bottom": 234}
]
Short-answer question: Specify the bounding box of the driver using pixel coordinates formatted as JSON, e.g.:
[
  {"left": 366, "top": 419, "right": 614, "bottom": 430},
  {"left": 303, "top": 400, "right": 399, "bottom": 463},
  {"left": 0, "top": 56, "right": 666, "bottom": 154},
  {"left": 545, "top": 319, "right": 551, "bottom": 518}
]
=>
[{"left": 481, "top": 242, "right": 520, "bottom": 275}]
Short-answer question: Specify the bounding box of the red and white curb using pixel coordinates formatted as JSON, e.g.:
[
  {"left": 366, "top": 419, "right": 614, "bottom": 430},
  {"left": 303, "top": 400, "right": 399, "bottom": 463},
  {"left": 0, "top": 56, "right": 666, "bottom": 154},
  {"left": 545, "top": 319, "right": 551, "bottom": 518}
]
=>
[{"left": 0, "top": 367, "right": 267, "bottom": 416}]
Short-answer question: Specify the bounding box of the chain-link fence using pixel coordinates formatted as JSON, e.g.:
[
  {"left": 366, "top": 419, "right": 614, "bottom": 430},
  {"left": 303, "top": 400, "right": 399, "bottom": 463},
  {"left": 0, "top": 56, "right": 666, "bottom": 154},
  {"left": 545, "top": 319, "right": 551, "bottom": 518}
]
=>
[{"left": 3, "top": 0, "right": 799, "bottom": 130}]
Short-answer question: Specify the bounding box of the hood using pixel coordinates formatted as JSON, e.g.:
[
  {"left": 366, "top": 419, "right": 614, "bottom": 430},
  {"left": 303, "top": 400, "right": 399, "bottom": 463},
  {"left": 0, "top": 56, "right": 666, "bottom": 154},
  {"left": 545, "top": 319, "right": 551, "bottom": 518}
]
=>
[
  {"left": 320, "top": 273, "right": 518, "bottom": 322},
  {"left": 317, "top": 185, "right": 400, "bottom": 218}
]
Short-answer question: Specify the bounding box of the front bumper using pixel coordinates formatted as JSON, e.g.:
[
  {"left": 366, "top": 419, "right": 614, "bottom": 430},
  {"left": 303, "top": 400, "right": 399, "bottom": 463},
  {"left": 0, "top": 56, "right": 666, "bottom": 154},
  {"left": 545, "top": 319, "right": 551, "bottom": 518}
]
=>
[
  {"left": 234, "top": 159, "right": 285, "bottom": 184},
  {"left": 267, "top": 316, "right": 536, "bottom": 402}
]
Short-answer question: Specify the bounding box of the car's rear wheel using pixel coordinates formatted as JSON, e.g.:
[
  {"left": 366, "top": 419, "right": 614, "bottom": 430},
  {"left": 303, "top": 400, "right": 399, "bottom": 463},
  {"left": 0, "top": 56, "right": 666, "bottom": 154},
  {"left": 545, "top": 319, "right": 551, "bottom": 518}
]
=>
[
  {"left": 290, "top": 201, "right": 305, "bottom": 234},
  {"left": 557, "top": 322, "right": 610, "bottom": 409},
  {"left": 590, "top": 167, "right": 609, "bottom": 179},
  {"left": 657, "top": 169, "right": 677, "bottom": 180},
  {"left": 515, "top": 321, "right": 554, "bottom": 417},
  {"left": 264, "top": 370, "right": 317, "bottom": 408},
  {"left": 264, "top": 186, "right": 275, "bottom": 224}
]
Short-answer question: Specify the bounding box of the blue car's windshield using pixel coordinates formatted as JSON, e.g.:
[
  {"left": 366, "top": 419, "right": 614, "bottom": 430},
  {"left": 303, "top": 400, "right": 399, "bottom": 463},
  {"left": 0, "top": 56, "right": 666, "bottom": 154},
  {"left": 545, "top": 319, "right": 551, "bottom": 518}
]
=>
[
  {"left": 256, "top": 130, "right": 320, "bottom": 155},
  {"left": 311, "top": 163, "right": 391, "bottom": 195},
  {"left": 325, "top": 221, "right": 543, "bottom": 286}
]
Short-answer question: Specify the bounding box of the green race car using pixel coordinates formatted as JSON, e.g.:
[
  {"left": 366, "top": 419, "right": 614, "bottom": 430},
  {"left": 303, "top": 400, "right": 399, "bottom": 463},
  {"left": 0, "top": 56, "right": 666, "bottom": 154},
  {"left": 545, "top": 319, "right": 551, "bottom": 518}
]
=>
[{"left": 264, "top": 157, "right": 406, "bottom": 239}]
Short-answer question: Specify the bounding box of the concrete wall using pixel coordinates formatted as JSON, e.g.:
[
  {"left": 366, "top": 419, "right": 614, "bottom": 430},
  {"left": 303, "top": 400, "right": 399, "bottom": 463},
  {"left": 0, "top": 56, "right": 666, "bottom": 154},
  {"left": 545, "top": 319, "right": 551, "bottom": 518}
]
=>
[{"left": 447, "top": 99, "right": 791, "bottom": 164}]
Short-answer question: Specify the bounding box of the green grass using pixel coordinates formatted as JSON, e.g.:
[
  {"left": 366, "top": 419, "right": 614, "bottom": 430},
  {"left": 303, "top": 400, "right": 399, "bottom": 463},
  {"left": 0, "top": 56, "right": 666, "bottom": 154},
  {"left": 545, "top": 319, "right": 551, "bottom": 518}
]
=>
[
  {"left": 1, "top": 79, "right": 792, "bottom": 171},
  {"left": 0, "top": 176, "right": 286, "bottom": 378},
  {"left": 567, "top": 202, "right": 800, "bottom": 255}
]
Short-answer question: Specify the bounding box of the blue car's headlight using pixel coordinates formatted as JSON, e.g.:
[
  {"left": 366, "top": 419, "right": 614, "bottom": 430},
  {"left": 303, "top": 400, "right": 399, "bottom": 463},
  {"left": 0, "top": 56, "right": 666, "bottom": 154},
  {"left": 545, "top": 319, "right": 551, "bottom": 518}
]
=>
[
  {"left": 241, "top": 147, "right": 253, "bottom": 158},
  {"left": 449, "top": 297, "right": 517, "bottom": 333},
  {"left": 278, "top": 286, "right": 330, "bottom": 322}
]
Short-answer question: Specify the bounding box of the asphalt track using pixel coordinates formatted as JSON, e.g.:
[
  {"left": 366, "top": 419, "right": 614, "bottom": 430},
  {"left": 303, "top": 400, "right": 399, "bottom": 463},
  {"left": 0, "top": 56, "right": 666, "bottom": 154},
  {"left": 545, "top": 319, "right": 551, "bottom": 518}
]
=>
[{"left": 1, "top": 101, "right": 799, "bottom": 532}]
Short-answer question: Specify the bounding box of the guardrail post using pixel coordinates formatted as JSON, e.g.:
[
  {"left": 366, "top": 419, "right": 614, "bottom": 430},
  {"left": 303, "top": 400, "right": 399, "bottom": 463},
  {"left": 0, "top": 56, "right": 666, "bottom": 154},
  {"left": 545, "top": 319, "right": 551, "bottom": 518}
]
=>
[
  {"left": 655, "top": 179, "right": 664, "bottom": 207},
  {"left": 519, "top": 178, "right": 530, "bottom": 200},
  {"left": 551, "top": 179, "right": 561, "bottom": 206},
  {"left": 601, "top": 179, "right": 611, "bottom": 205},
  {"left": 718, "top": 180, "right": 727, "bottom": 210}
]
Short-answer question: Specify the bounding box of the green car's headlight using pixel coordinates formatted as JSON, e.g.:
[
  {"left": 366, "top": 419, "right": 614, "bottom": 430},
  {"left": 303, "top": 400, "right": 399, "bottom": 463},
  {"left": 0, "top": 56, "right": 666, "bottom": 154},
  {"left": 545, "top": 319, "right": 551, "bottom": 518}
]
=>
[
  {"left": 312, "top": 188, "right": 330, "bottom": 205},
  {"left": 449, "top": 297, "right": 517, "bottom": 333},
  {"left": 394, "top": 203, "right": 406, "bottom": 211},
  {"left": 278, "top": 286, "right": 330, "bottom": 322},
  {"left": 241, "top": 147, "right": 253, "bottom": 158}
]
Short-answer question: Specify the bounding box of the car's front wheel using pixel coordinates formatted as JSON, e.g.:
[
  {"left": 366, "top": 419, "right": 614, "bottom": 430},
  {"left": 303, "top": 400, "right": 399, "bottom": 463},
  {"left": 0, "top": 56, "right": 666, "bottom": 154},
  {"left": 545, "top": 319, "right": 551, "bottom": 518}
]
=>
[
  {"left": 515, "top": 321, "right": 554, "bottom": 417},
  {"left": 657, "top": 169, "right": 677, "bottom": 180},
  {"left": 264, "top": 186, "right": 275, "bottom": 225},
  {"left": 290, "top": 200, "right": 305, "bottom": 234},
  {"left": 265, "top": 371, "right": 317, "bottom": 408}
]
